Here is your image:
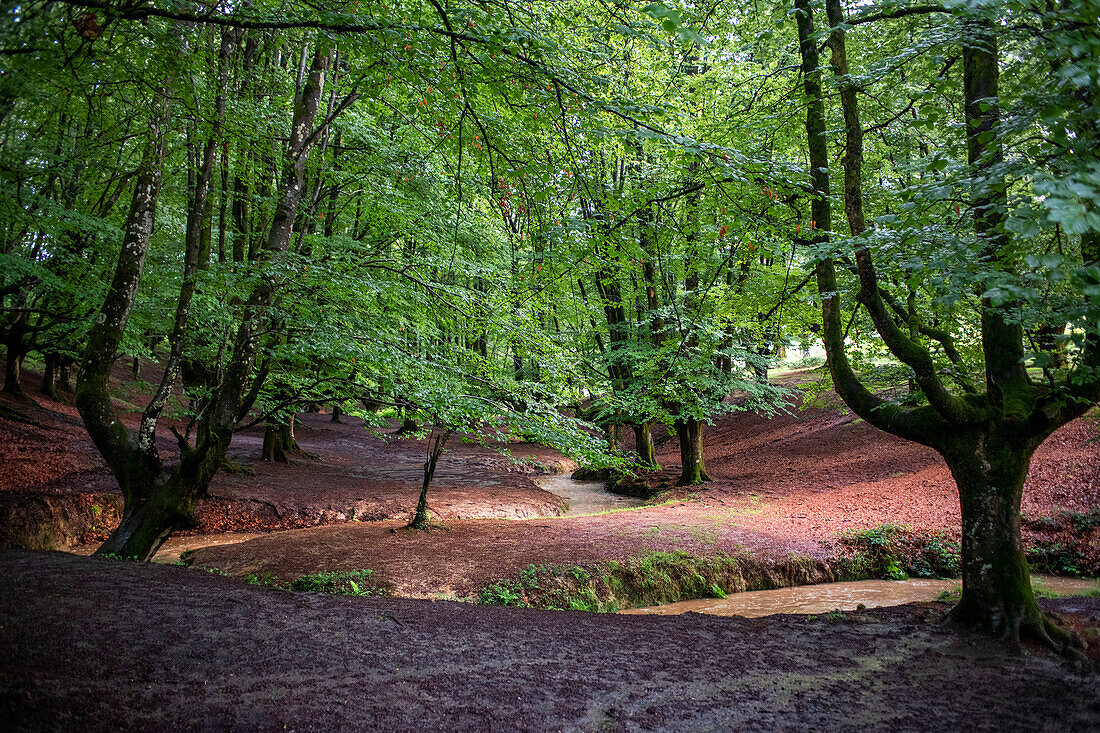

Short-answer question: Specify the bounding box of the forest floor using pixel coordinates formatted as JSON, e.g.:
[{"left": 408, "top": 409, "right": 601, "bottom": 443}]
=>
[
  {"left": 2, "top": 550, "right": 1099, "bottom": 731},
  {"left": 2, "top": 366, "right": 1100, "bottom": 729},
  {"left": 2, "top": 366, "right": 1097, "bottom": 596}
]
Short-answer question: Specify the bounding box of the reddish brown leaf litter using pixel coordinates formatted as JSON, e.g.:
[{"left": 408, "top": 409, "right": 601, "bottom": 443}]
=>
[
  {"left": 3, "top": 365, "right": 1099, "bottom": 588},
  {"left": 187, "top": 388, "right": 1099, "bottom": 596},
  {"left": 1, "top": 551, "right": 1098, "bottom": 732},
  {"left": 2, "top": 368, "right": 1099, "bottom": 729}
]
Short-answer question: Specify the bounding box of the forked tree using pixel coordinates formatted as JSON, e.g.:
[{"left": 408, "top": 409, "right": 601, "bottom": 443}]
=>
[
  {"left": 76, "top": 43, "right": 333, "bottom": 560},
  {"left": 795, "top": 0, "right": 1099, "bottom": 651}
]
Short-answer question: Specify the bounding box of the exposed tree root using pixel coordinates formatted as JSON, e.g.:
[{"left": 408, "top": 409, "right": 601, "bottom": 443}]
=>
[
  {"left": 218, "top": 458, "right": 256, "bottom": 476},
  {"left": 942, "top": 601, "right": 1089, "bottom": 666}
]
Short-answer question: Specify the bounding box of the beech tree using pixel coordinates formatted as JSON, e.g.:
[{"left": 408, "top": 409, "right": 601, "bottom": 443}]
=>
[{"left": 795, "top": 0, "right": 1099, "bottom": 650}]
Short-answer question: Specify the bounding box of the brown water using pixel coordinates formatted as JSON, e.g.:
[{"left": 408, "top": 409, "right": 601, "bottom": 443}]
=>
[
  {"left": 537, "top": 474, "right": 648, "bottom": 516},
  {"left": 621, "top": 575, "right": 1100, "bottom": 618},
  {"left": 69, "top": 533, "right": 264, "bottom": 563}
]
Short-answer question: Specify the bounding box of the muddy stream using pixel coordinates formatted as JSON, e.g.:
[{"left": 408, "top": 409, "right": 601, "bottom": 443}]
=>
[{"left": 621, "top": 576, "right": 1100, "bottom": 618}]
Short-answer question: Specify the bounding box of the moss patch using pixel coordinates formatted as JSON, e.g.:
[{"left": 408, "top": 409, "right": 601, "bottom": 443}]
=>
[{"left": 476, "top": 550, "right": 831, "bottom": 612}]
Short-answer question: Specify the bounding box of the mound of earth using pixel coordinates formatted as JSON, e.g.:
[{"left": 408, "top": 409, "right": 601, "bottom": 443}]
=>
[{"left": 2, "top": 551, "right": 1097, "bottom": 732}]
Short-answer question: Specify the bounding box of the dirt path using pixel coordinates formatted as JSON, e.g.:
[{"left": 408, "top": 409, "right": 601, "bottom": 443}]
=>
[{"left": 2, "top": 551, "right": 1097, "bottom": 732}]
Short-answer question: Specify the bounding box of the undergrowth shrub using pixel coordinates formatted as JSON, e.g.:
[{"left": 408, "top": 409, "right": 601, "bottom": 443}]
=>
[
  {"left": 290, "top": 569, "right": 385, "bottom": 596},
  {"left": 1022, "top": 509, "right": 1100, "bottom": 577},
  {"left": 239, "top": 568, "right": 389, "bottom": 596},
  {"left": 835, "top": 523, "right": 960, "bottom": 580}
]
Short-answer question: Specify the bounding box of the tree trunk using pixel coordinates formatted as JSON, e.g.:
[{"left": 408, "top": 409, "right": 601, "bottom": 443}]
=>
[
  {"left": 632, "top": 422, "right": 657, "bottom": 469},
  {"left": 41, "top": 353, "right": 58, "bottom": 399},
  {"left": 80, "top": 47, "right": 333, "bottom": 561},
  {"left": 395, "top": 412, "right": 418, "bottom": 435},
  {"left": 262, "top": 416, "right": 298, "bottom": 462},
  {"left": 674, "top": 417, "right": 709, "bottom": 485},
  {"left": 940, "top": 432, "right": 1079, "bottom": 651},
  {"left": 408, "top": 430, "right": 450, "bottom": 529},
  {"left": 95, "top": 469, "right": 197, "bottom": 559},
  {"left": 330, "top": 403, "right": 342, "bottom": 423},
  {"left": 3, "top": 345, "right": 24, "bottom": 396},
  {"left": 57, "top": 358, "right": 74, "bottom": 392}
]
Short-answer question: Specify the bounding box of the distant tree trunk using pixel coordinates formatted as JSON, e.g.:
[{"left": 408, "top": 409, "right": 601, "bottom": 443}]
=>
[
  {"left": 674, "top": 417, "right": 709, "bottom": 485},
  {"left": 396, "top": 410, "right": 418, "bottom": 435},
  {"left": 262, "top": 416, "right": 298, "bottom": 462},
  {"left": 331, "top": 403, "right": 342, "bottom": 423},
  {"left": 408, "top": 429, "right": 451, "bottom": 529},
  {"left": 41, "top": 353, "right": 58, "bottom": 399},
  {"left": 57, "top": 358, "right": 74, "bottom": 393},
  {"left": 632, "top": 421, "right": 657, "bottom": 469}
]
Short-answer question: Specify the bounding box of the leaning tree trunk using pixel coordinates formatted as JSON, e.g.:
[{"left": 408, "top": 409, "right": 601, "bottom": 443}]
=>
[
  {"left": 632, "top": 421, "right": 657, "bottom": 469},
  {"left": 408, "top": 429, "right": 450, "bottom": 530},
  {"left": 674, "top": 417, "right": 709, "bottom": 486}
]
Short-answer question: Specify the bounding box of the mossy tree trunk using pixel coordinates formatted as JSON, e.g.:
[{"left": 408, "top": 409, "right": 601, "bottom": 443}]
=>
[
  {"left": 674, "top": 417, "right": 708, "bottom": 486},
  {"left": 262, "top": 416, "right": 298, "bottom": 462},
  {"left": 938, "top": 432, "right": 1063, "bottom": 643},
  {"left": 78, "top": 46, "right": 333, "bottom": 561},
  {"left": 632, "top": 421, "right": 657, "bottom": 469},
  {"left": 796, "top": 0, "right": 1099, "bottom": 652}
]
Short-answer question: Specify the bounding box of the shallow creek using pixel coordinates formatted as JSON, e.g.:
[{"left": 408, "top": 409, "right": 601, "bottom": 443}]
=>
[
  {"left": 620, "top": 575, "right": 1100, "bottom": 618},
  {"left": 70, "top": 533, "right": 265, "bottom": 563},
  {"left": 537, "top": 474, "right": 648, "bottom": 516}
]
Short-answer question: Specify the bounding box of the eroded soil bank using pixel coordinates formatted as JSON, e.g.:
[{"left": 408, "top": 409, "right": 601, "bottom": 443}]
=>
[{"left": 2, "top": 551, "right": 1098, "bottom": 732}]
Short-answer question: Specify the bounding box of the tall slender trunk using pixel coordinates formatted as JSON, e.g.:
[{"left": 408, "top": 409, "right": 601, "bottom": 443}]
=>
[
  {"left": 78, "top": 80, "right": 173, "bottom": 560},
  {"left": 408, "top": 429, "right": 450, "bottom": 529}
]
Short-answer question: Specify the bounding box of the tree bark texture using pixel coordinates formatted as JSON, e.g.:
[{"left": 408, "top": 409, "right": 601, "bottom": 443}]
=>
[{"left": 674, "top": 417, "right": 708, "bottom": 486}]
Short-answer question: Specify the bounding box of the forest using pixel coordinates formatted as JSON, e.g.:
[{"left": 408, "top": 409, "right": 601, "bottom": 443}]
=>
[{"left": 1, "top": 0, "right": 1099, "bottom": 729}]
